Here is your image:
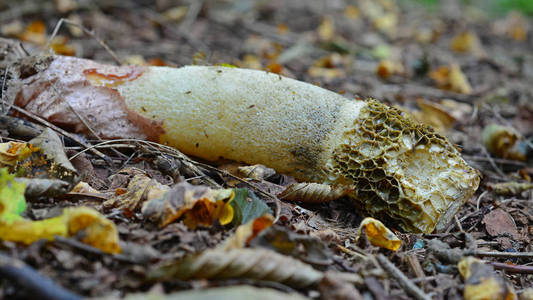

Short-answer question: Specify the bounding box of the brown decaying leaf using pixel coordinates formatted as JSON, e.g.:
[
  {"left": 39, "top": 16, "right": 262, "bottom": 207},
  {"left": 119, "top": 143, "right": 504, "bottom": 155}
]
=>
[
  {"left": 319, "top": 271, "right": 363, "bottom": 300},
  {"left": 104, "top": 173, "right": 169, "bottom": 212},
  {"left": 411, "top": 99, "right": 456, "bottom": 134},
  {"left": 482, "top": 208, "right": 520, "bottom": 240},
  {"left": 221, "top": 214, "right": 274, "bottom": 250},
  {"left": 148, "top": 247, "right": 323, "bottom": 288},
  {"left": 279, "top": 182, "right": 350, "bottom": 203},
  {"left": 237, "top": 164, "right": 276, "bottom": 181},
  {"left": 122, "top": 285, "right": 310, "bottom": 300},
  {"left": 141, "top": 181, "right": 234, "bottom": 229},
  {"left": 429, "top": 64, "right": 472, "bottom": 94},
  {"left": 248, "top": 225, "right": 333, "bottom": 267}
]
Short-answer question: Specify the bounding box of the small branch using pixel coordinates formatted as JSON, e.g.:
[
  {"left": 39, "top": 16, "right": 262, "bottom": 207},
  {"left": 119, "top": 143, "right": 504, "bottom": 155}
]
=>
[
  {"left": 472, "top": 250, "right": 533, "bottom": 259},
  {"left": 0, "top": 252, "right": 81, "bottom": 300},
  {"left": 45, "top": 18, "right": 123, "bottom": 65},
  {"left": 488, "top": 262, "right": 533, "bottom": 274},
  {"left": 54, "top": 236, "right": 136, "bottom": 264},
  {"left": 376, "top": 254, "right": 431, "bottom": 300},
  {"left": 1, "top": 100, "right": 113, "bottom": 166}
]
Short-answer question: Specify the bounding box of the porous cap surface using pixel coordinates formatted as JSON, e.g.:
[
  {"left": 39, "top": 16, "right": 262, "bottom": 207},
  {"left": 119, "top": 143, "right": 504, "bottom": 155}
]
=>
[{"left": 326, "top": 99, "right": 480, "bottom": 233}]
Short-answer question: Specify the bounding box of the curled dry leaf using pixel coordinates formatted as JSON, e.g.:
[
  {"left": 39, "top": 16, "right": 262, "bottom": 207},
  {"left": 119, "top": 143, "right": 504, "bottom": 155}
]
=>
[
  {"left": 458, "top": 256, "right": 517, "bottom": 300},
  {"left": 410, "top": 99, "right": 456, "bottom": 134},
  {"left": 121, "top": 285, "right": 310, "bottom": 300},
  {"left": 0, "top": 141, "right": 33, "bottom": 168},
  {"left": 148, "top": 247, "right": 323, "bottom": 288},
  {"left": 249, "top": 225, "right": 334, "bottom": 267},
  {"left": 141, "top": 181, "right": 234, "bottom": 229},
  {"left": 320, "top": 271, "right": 363, "bottom": 300},
  {"left": 376, "top": 60, "right": 404, "bottom": 79},
  {"left": 430, "top": 64, "right": 472, "bottom": 94},
  {"left": 357, "top": 217, "right": 401, "bottom": 251},
  {"left": 221, "top": 214, "right": 274, "bottom": 250},
  {"left": 279, "top": 182, "right": 350, "bottom": 203},
  {"left": 450, "top": 31, "right": 485, "bottom": 57},
  {"left": 104, "top": 173, "right": 169, "bottom": 211},
  {"left": 237, "top": 164, "right": 276, "bottom": 181},
  {"left": 482, "top": 124, "right": 525, "bottom": 161}
]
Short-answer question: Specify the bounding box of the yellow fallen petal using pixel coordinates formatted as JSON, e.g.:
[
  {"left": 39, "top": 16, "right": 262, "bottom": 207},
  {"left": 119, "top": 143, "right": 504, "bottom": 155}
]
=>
[{"left": 357, "top": 217, "right": 401, "bottom": 251}]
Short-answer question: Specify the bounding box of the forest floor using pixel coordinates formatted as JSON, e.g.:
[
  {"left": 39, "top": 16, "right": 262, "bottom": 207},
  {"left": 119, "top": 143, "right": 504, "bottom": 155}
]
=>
[{"left": 1, "top": 0, "right": 533, "bottom": 299}]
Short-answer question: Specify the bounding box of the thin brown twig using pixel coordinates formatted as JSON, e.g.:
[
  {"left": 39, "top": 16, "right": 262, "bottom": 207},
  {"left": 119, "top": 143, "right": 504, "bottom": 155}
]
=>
[
  {"left": 1, "top": 66, "right": 8, "bottom": 112},
  {"left": 488, "top": 261, "right": 533, "bottom": 274},
  {"left": 472, "top": 250, "right": 533, "bottom": 259},
  {"left": 376, "top": 254, "right": 431, "bottom": 300},
  {"left": 45, "top": 18, "right": 123, "bottom": 65},
  {"left": 0, "top": 99, "right": 112, "bottom": 165}
]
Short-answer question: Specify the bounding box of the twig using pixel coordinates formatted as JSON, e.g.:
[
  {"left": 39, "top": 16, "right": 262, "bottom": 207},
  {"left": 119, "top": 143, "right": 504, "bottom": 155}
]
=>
[
  {"left": 45, "top": 18, "right": 122, "bottom": 65},
  {"left": 1, "top": 99, "right": 112, "bottom": 165},
  {"left": 376, "top": 254, "right": 431, "bottom": 300},
  {"left": 67, "top": 138, "right": 220, "bottom": 188},
  {"left": 1, "top": 66, "right": 8, "bottom": 112},
  {"left": 0, "top": 252, "right": 81, "bottom": 300},
  {"left": 476, "top": 190, "right": 488, "bottom": 211},
  {"left": 488, "top": 261, "right": 533, "bottom": 274},
  {"left": 53, "top": 236, "right": 135, "bottom": 264},
  {"left": 472, "top": 250, "right": 533, "bottom": 259},
  {"left": 179, "top": 0, "right": 204, "bottom": 31}
]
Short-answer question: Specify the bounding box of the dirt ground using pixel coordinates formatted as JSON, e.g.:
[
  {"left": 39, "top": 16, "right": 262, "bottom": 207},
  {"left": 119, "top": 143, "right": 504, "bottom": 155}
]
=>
[{"left": 1, "top": 0, "right": 533, "bottom": 299}]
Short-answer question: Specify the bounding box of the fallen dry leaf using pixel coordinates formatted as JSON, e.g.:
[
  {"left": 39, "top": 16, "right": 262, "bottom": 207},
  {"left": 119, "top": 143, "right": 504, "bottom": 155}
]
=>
[
  {"left": 357, "top": 217, "right": 401, "bottom": 251},
  {"left": 141, "top": 181, "right": 234, "bottom": 229},
  {"left": 458, "top": 256, "right": 517, "bottom": 300},
  {"left": 148, "top": 247, "right": 324, "bottom": 288},
  {"left": 430, "top": 64, "right": 472, "bottom": 94},
  {"left": 482, "top": 208, "right": 520, "bottom": 240}
]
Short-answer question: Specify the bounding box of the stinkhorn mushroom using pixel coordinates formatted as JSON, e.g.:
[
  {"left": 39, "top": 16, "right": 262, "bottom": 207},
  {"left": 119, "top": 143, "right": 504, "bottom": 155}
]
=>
[{"left": 5, "top": 54, "right": 480, "bottom": 233}]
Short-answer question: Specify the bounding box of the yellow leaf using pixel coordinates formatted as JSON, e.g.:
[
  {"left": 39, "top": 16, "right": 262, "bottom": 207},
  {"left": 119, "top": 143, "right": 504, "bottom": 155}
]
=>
[
  {"left": 18, "top": 20, "right": 47, "bottom": 45},
  {"left": 376, "top": 59, "right": 404, "bottom": 79},
  {"left": 221, "top": 214, "right": 274, "bottom": 250},
  {"left": 318, "top": 16, "right": 335, "bottom": 41},
  {"left": 0, "top": 142, "right": 32, "bottom": 167},
  {"left": 450, "top": 31, "right": 484, "bottom": 57},
  {"left": 430, "top": 64, "right": 472, "bottom": 94},
  {"left": 0, "top": 169, "right": 120, "bottom": 253},
  {"left": 65, "top": 207, "right": 121, "bottom": 254},
  {"left": 344, "top": 5, "right": 360, "bottom": 19},
  {"left": 142, "top": 182, "right": 235, "bottom": 229},
  {"left": 411, "top": 99, "right": 456, "bottom": 134},
  {"left": 357, "top": 217, "right": 401, "bottom": 251}
]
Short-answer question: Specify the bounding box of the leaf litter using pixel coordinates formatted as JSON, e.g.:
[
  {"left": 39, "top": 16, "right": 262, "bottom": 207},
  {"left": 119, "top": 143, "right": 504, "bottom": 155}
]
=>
[{"left": 1, "top": 0, "right": 533, "bottom": 299}]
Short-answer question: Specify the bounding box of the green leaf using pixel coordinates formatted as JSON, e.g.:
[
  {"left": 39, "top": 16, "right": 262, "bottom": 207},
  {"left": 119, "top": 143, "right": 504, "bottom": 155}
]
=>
[
  {"left": 230, "top": 188, "right": 272, "bottom": 226},
  {"left": 0, "top": 168, "right": 26, "bottom": 224}
]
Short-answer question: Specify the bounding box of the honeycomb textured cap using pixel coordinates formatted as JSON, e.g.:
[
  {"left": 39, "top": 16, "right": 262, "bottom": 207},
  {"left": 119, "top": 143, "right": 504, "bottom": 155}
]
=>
[{"left": 327, "top": 99, "right": 480, "bottom": 233}]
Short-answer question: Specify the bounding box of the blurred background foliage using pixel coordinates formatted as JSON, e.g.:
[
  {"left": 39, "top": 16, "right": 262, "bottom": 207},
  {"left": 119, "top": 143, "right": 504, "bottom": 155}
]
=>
[{"left": 408, "top": 0, "right": 533, "bottom": 15}]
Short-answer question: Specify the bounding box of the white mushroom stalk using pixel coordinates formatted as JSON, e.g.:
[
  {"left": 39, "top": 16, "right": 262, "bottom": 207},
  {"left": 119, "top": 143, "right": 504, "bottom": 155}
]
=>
[{"left": 8, "top": 55, "right": 480, "bottom": 233}]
